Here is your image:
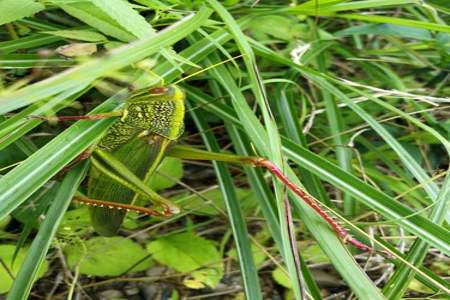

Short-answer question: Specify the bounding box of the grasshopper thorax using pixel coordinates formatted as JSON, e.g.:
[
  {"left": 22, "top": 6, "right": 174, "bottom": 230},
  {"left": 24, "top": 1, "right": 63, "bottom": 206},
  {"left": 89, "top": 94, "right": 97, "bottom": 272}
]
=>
[{"left": 98, "top": 85, "right": 185, "bottom": 151}]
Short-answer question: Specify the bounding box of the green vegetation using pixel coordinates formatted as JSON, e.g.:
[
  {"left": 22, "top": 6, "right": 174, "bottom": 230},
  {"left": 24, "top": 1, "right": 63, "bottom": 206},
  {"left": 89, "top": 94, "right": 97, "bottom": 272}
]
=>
[{"left": 0, "top": 1, "right": 449, "bottom": 299}]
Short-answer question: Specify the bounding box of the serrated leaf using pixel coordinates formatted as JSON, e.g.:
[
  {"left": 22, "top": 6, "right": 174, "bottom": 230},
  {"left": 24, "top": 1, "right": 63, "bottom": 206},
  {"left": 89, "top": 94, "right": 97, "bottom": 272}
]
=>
[
  {"left": 44, "top": 30, "right": 107, "bottom": 42},
  {"left": 148, "top": 157, "right": 183, "bottom": 191},
  {"left": 147, "top": 232, "right": 223, "bottom": 288},
  {"left": 0, "top": 245, "right": 48, "bottom": 294},
  {"left": 0, "top": 0, "right": 44, "bottom": 25},
  {"left": 65, "top": 237, "right": 152, "bottom": 276}
]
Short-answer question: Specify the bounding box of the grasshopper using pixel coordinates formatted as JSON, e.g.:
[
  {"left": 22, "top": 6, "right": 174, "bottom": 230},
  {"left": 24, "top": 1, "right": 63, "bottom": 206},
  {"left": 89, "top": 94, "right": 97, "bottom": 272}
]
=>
[{"left": 34, "top": 83, "right": 380, "bottom": 254}]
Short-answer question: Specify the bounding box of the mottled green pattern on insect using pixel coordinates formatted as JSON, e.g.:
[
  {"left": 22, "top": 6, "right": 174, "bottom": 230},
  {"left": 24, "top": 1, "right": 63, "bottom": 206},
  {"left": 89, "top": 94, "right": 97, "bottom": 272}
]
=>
[{"left": 88, "top": 85, "right": 185, "bottom": 236}]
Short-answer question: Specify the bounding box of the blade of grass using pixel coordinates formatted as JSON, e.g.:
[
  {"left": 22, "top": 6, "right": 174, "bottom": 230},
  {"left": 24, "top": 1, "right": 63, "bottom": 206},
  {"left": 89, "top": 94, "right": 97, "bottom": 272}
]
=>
[
  {"left": 0, "top": 34, "right": 63, "bottom": 54},
  {"left": 186, "top": 85, "right": 450, "bottom": 257},
  {"left": 252, "top": 39, "right": 449, "bottom": 221},
  {"left": 196, "top": 4, "right": 304, "bottom": 294},
  {"left": 0, "top": 85, "right": 88, "bottom": 151},
  {"left": 310, "top": 20, "right": 356, "bottom": 216},
  {"left": 337, "top": 13, "right": 450, "bottom": 33},
  {"left": 189, "top": 102, "right": 262, "bottom": 300},
  {"left": 186, "top": 81, "right": 385, "bottom": 299},
  {"left": 206, "top": 76, "right": 322, "bottom": 299},
  {"left": 283, "top": 138, "right": 450, "bottom": 256},
  {"left": 0, "top": 7, "right": 212, "bottom": 114},
  {"left": 383, "top": 175, "right": 450, "bottom": 298},
  {"left": 6, "top": 162, "right": 88, "bottom": 300},
  {"left": 0, "top": 93, "right": 123, "bottom": 220}
]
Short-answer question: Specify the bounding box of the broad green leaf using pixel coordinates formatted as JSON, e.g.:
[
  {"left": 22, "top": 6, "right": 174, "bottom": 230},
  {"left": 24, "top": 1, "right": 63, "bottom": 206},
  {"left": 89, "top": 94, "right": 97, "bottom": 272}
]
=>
[
  {"left": 0, "top": 0, "right": 44, "bottom": 25},
  {"left": 43, "top": 30, "right": 108, "bottom": 42},
  {"left": 148, "top": 157, "right": 183, "bottom": 191},
  {"left": 58, "top": 1, "right": 135, "bottom": 41},
  {"left": 65, "top": 236, "right": 152, "bottom": 276},
  {"left": 272, "top": 267, "right": 292, "bottom": 289},
  {"left": 228, "top": 244, "right": 267, "bottom": 267},
  {"left": 58, "top": 207, "right": 92, "bottom": 236},
  {"left": 0, "top": 245, "right": 48, "bottom": 294},
  {"left": 90, "top": 0, "right": 156, "bottom": 39},
  {"left": 6, "top": 163, "right": 87, "bottom": 300},
  {"left": 147, "top": 232, "right": 223, "bottom": 288}
]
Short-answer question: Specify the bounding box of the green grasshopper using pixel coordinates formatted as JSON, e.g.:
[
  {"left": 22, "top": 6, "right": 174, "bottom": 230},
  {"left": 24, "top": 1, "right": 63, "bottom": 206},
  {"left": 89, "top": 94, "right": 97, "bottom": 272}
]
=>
[{"left": 36, "top": 84, "right": 378, "bottom": 253}]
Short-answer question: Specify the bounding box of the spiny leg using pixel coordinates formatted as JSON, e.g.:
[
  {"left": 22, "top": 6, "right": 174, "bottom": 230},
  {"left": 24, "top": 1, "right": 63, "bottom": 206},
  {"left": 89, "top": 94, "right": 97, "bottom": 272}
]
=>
[
  {"left": 167, "top": 145, "right": 384, "bottom": 255},
  {"left": 91, "top": 148, "right": 180, "bottom": 215},
  {"left": 30, "top": 110, "right": 178, "bottom": 217},
  {"left": 251, "top": 158, "right": 375, "bottom": 253},
  {"left": 73, "top": 195, "right": 172, "bottom": 217}
]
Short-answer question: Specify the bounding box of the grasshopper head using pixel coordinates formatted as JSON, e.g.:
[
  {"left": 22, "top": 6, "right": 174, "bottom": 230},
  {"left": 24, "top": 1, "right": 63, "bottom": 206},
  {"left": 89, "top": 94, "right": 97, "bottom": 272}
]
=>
[
  {"left": 147, "top": 85, "right": 185, "bottom": 102},
  {"left": 129, "top": 85, "right": 185, "bottom": 104},
  {"left": 125, "top": 84, "right": 185, "bottom": 140}
]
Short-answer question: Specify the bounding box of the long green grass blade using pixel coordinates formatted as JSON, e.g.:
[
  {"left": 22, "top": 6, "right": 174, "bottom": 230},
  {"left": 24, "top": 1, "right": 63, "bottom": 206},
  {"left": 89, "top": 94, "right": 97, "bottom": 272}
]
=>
[
  {"left": 0, "top": 94, "right": 123, "bottom": 220},
  {"left": 0, "top": 7, "right": 212, "bottom": 114},
  {"left": 186, "top": 85, "right": 450, "bottom": 256},
  {"left": 189, "top": 103, "right": 262, "bottom": 300},
  {"left": 6, "top": 162, "right": 88, "bottom": 300}
]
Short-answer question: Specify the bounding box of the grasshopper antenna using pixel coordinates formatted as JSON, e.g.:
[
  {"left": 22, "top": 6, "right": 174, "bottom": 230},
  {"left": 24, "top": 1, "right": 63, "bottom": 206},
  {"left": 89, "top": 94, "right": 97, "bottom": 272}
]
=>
[{"left": 172, "top": 54, "right": 245, "bottom": 85}]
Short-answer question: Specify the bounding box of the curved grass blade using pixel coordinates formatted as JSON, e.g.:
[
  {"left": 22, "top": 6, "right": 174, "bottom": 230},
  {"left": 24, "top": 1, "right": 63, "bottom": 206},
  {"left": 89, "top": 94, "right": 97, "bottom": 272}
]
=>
[
  {"left": 0, "top": 7, "right": 212, "bottom": 115},
  {"left": 185, "top": 81, "right": 385, "bottom": 299},
  {"left": 207, "top": 77, "right": 323, "bottom": 299},
  {"left": 6, "top": 162, "right": 88, "bottom": 300},
  {"left": 189, "top": 102, "right": 262, "bottom": 300},
  {"left": 0, "top": 93, "right": 123, "bottom": 220},
  {"left": 283, "top": 138, "right": 450, "bottom": 256},
  {"left": 185, "top": 85, "right": 450, "bottom": 256},
  {"left": 0, "top": 85, "right": 88, "bottom": 151}
]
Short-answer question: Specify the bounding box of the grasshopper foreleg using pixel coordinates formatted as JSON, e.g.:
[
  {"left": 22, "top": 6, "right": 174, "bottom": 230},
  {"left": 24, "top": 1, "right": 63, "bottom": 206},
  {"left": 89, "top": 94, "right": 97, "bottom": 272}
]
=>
[{"left": 57, "top": 147, "right": 96, "bottom": 177}]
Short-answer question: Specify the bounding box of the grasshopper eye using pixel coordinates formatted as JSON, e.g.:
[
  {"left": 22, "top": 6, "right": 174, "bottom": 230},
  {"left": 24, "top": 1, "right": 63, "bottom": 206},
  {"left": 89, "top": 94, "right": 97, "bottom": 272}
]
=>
[{"left": 148, "top": 87, "right": 168, "bottom": 95}]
